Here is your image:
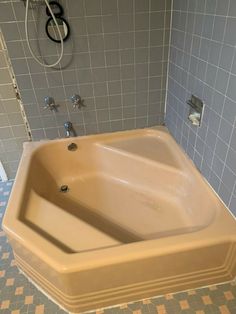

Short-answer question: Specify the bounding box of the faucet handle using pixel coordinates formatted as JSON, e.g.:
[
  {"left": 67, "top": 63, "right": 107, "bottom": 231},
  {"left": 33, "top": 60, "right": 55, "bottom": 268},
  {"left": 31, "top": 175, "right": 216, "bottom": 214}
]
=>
[
  {"left": 44, "top": 96, "right": 58, "bottom": 111},
  {"left": 70, "top": 94, "right": 85, "bottom": 109}
]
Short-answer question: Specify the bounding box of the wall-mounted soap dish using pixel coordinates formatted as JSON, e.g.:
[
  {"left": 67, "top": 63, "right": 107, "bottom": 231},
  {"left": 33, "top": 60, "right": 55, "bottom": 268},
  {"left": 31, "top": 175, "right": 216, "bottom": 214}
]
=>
[{"left": 187, "top": 95, "right": 204, "bottom": 127}]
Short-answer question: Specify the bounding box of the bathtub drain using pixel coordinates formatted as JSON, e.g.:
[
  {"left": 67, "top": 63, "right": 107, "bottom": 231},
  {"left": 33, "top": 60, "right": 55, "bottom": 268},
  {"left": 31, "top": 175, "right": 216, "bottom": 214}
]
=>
[{"left": 60, "top": 185, "right": 69, "bottom": 193}]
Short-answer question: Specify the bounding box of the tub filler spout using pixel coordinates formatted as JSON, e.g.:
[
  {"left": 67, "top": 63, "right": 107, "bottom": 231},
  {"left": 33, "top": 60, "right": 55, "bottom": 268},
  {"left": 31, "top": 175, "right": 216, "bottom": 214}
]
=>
[{"left": 64, "top": 121, "right": 76, "bottom": 138}]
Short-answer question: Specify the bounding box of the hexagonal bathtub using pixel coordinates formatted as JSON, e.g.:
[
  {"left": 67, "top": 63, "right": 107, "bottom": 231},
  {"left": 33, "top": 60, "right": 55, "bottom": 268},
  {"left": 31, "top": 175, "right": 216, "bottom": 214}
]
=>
[{"left": 3, "top": 127, "right": 236, "bottom": 313}]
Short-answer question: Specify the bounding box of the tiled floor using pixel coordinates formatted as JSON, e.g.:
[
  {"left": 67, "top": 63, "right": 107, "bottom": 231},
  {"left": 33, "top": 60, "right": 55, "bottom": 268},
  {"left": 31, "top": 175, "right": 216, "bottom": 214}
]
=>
[{"left": 0, "top": 181, "right": 236, "bottom": 314}]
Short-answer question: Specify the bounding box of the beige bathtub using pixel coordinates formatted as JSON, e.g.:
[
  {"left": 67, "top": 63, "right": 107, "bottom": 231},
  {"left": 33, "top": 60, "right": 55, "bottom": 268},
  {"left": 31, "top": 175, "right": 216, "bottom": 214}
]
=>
[{"left": 3, "top": 126, "right": 236, "bottom": 313}]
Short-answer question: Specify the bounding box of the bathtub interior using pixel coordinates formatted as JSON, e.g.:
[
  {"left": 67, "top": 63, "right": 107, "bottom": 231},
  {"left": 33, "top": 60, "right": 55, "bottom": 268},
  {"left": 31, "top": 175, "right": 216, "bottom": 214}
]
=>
[{"left": 18, "top": 131, "right": 217, "bottom": 254}]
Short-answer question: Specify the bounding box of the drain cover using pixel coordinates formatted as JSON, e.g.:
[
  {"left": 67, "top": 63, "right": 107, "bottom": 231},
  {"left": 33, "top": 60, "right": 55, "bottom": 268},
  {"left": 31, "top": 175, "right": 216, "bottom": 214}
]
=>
[
  {"left": 68, "top": 143, "right": 77, "bottom": 151},
  {"left": 60, "top": 185, "right": 69, "bottom": 193}
]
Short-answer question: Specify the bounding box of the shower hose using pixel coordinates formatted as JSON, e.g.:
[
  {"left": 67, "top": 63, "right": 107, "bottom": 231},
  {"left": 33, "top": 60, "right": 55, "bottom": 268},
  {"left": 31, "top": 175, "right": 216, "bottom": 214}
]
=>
[{"left": 25, "top": 0, "right": 64, "bottom": 68}]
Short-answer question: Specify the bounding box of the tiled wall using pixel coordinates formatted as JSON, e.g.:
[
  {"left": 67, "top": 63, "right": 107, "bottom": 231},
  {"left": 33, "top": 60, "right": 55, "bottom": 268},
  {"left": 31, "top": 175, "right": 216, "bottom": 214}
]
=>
[
  {"left": 0, "top": 32, "right": 29, "bottom": 179},
  {"left": 166, "top": 0, "right": 236, "bottom": 216},
  {"left": 0, "top": 0, "right": 171, "bottom": 140}
]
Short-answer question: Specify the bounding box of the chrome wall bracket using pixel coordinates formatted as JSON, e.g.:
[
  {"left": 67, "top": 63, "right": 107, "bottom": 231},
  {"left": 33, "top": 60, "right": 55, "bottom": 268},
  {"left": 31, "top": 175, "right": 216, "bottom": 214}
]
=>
[{"left": 187, "top": 95, "right": 204, "bottom": 127}]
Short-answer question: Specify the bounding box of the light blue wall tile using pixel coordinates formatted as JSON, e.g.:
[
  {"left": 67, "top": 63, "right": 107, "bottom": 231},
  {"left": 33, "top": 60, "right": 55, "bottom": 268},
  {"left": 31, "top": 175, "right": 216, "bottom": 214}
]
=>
[
  {"left": 0, "top": 0, "right": 170, "bottom": 143},
  {"left": 166, "top": 0, "right": 236, "bottom": 217}
]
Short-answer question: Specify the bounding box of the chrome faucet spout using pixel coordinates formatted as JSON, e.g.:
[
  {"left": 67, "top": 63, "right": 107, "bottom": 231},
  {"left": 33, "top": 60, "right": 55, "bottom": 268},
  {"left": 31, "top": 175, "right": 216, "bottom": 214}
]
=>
[{"left": 64, "top": 121, "right": 76, "bottom": 138}]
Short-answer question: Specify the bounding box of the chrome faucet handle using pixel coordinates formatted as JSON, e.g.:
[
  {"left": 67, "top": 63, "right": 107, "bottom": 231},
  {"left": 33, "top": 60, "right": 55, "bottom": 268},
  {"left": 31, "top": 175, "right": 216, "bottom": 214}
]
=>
[
  {"left": 70, "top": 94, "right": 85, "bottom": 109},
  {"left": 44, "top": 96, "right": 58, "bottom": 111}
]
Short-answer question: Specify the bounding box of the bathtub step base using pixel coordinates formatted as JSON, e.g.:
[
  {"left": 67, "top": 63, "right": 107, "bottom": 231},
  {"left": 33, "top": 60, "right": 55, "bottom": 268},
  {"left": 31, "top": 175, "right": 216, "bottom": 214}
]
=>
[{"left": 13, "top": 241, "right": 236, "bottom": 313}]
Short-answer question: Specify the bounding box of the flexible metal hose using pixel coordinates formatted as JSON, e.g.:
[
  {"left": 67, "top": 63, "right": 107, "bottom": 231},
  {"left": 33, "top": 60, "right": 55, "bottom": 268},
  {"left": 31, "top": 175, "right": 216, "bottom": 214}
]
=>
[{"left": 25, "top": 0, "right": 64, "bottom": 67}]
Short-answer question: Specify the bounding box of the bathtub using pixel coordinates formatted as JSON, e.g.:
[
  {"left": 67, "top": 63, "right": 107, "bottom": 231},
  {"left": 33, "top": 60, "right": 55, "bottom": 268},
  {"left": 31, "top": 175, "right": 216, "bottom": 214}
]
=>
[{"left": 3, "top": 126, "right": 236, "bottom": 313}]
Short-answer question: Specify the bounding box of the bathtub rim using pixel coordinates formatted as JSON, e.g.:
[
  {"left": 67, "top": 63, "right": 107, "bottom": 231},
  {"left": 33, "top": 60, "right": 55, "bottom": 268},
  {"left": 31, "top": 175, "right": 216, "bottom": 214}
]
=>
[{"left": 3, "top": 126, "right": 236, "bottom": 273}]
